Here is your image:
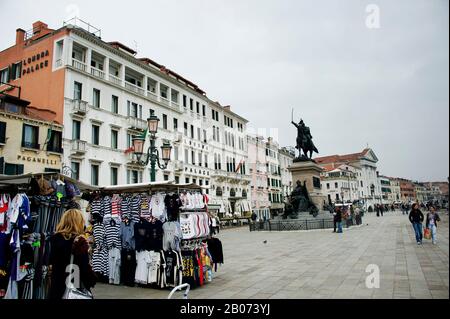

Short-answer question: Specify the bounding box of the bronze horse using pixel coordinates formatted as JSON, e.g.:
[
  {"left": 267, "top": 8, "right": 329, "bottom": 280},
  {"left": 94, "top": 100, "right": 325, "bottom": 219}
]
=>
[{"left": 292, "top": 119, "right": 319, "bottom": 159}]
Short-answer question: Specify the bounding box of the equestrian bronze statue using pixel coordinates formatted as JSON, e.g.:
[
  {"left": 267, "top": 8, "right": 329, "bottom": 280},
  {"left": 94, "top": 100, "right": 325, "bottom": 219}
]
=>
[{"left": 291, "top": 118, "right": 319, "bottom": 161}]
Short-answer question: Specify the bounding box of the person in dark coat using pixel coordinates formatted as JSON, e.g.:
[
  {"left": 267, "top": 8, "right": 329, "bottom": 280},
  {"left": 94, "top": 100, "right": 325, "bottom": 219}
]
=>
[
  {"left": 49, "top": 209, "right": 97, "bottom": 299},
  {"left": 409, "top": 203, "right": 425, "bottom": 245},
  {"left": 334, "top": 207, "right": 343, "bottom": 233}
]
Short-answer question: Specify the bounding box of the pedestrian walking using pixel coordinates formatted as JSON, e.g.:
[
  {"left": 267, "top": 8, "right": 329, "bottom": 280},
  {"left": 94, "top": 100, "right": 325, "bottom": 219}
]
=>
[
  {"left": 355, "top": 207, "right": 361, "bottom": 225},
  {"left": 425, "top": 206, "right": 441, "bottom": 245},
  {"left": 334, "top": 207, "right": 343, "bottom": 233},
  {"left": 49, "top": 209, "right": 97, "bottom": 299},
  {"left": 375, "top": 204, "right": 380, "bottom": 217},
  {"left": 380, "top": 204, "right": 384, "bottom": 217},
  {"left": 409, "top": 203, "right": 425, "bottom": 245}
]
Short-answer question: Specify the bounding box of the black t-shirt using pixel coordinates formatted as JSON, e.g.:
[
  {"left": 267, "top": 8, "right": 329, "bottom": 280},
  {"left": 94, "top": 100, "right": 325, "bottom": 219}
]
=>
[
  {"left": 164, "top": 194, "right": 182, "bottom": 222},
  {"left": 148, "top": 220, "right": 163, "bottom": 251}
]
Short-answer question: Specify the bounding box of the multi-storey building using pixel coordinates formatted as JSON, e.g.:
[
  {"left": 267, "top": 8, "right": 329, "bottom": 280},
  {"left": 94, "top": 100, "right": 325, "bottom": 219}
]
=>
[
  {"left": 279, "top": 147, "right": 295, "bottom": 200},
  {"left": 247, "top": 134, "right": 270, "bottom": 220},
  {"left": 389, "top": 178, "right": 402, "bottom": 203},
  {"left": 320, "top": 164, "right": 360, "bottom": 205},
  {"left": 414, "top": 182, "right": 427, "bottom": 203},
  {"left": 0, "top": 92, "right": 63, "bottom": 175},
  {"left": 315, "top": 148, "right": 382, "bottom": 208},
  {"left": 265, "top": 137, "right": 283, "bottom": 217},
  {"left": 378, "top": 175, "right": 393, "bottom": 204},
  {"left": 391, "top": 178, "right": 416, "bottom": 203},
  {"left": 0, "top": 20, "right": 251, "bottom": 214}
]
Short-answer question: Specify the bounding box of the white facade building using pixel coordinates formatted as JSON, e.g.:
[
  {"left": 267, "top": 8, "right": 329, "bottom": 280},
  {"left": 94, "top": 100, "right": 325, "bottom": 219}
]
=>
[
  {"left": 320, "top": 164, "right": 360, "bottom": 205},
  {"left": 50, "top": 22, "right": 251, "bottom": 214},
  {"left": 316, "top": 148, "right": 382, "bottom": 209}
]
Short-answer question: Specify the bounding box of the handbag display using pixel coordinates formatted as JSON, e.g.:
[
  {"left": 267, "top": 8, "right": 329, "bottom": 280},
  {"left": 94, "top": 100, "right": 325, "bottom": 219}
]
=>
[{"left": 62, "top": 244, "right": 93, "bottom": 300}]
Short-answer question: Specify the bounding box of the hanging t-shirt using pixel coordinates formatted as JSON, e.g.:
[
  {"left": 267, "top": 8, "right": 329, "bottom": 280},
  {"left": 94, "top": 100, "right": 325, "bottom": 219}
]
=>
[
  {"left": 147, "top": 220, "right": 163, "bottom": 251},
  {"left": 164, "top": 250, "right": 182, "bottom": 287},
  {"left": 147, "top": 250, "right": 161, "bottom": 284},
  {"left": 140, "top": 196, "right": 151, "bottom": 221},
  {"left": 130, "top": 195, "right": 141, "bottom": 223},
  {"left": 135, "top": 251, "right": 151, "bottom": 285},
  {"left": 164, "top": 194, "right": 182, "bottom": 222},
  {"left": 162, "top": 221, "right": 182, "bottom": 251},
  {"left": 120, "top": 220, "right": 135, "bottom": 251},
  {"left": 150, "top": 194, "right": 166, "bottom": 220},
  {"left": 111, "top": 194, "right": 121, "bottom": 221},
  {"left": 134, "top": 220, "right": 151, "bottom": 252},
  {"left": 180, "top": 214, "right": 196, "bottom": 240}
]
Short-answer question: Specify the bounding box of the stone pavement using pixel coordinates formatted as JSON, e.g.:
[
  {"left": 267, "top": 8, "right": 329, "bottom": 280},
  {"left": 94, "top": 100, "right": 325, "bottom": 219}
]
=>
[{"left": 92, "top": 210, "right": 449, "bottom": 299}]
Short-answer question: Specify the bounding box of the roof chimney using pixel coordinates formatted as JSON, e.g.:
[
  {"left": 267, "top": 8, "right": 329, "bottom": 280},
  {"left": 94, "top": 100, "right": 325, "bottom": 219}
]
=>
[
  {"left": 16, "top": 28, "right": 25, "bottom": 45},
  {"left": 32, "top": 21, "right": 49, "bottom": 35}
]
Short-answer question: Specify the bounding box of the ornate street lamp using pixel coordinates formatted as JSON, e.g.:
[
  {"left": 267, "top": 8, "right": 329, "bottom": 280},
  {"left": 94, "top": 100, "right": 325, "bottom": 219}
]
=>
[{"left": 132, "top": 110, "right": 172, "bottom": 182}]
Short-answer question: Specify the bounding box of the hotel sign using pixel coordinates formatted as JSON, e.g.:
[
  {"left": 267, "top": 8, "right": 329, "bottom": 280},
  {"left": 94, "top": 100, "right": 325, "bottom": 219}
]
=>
[
  {"left": 22, "top": 50, "right": 50, "bottom": 76},
  {"left": 17, "top": 154, "right": 59, "bottom": 165}
]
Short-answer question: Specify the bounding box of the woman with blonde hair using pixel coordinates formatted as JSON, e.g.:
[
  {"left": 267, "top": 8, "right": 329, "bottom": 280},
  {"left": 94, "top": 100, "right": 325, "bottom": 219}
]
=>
[{"left": 49, "top": 209, "right": 96, "bottom": 299}]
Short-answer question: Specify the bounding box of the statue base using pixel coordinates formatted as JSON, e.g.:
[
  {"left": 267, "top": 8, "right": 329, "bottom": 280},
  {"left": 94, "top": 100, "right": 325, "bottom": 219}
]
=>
[
  {"left": 288, "top": 161, "right": 326, "bottom": 211},
  {"left": 293, "top": 156, "right": 316, "bottom": 163}
]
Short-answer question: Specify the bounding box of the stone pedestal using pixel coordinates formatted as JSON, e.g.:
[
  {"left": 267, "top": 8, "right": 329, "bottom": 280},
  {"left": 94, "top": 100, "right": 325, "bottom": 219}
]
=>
[{"left": 288, "top": 161, "right": 326, "bottom": 211}]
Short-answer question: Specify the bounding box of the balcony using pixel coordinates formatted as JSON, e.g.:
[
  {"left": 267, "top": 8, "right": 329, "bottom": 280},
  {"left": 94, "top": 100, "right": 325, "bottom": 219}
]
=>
[
  {"left": 173, "top": 131, "right": 183, "bottom": 143},
  {"left": 72, "top": 59, "right": 87, "bottom": 72},
  {"left": 71, "top": 140, "right": 87, "bottom": 154},
  {"left": 108, "top": 74, "right": 122, "bottom": 86},
  {"left": 127, "top": 117, "right": 147, "bottom": 131},
  {"left": 147, "top": 91, "right": 158, "bottom": 102},
  {"left": 70, "top": 99, "right": 88, "bottom": 115},
  {"left": 125, "top": 82, "right": 146, "bottom": 96},
  {"left": 90, "top": 67, "right": 105, "bottom": 80},
  {"left": 174, "top": 160, "right": 184, "bottom": 172},
  {"left": 160, "top": 97, "right": 170, "bottom": 106}
]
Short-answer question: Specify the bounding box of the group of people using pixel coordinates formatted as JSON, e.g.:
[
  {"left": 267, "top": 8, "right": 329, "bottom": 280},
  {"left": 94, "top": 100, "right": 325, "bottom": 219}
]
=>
[
  {"left": 332, "top": 205, "right": 362, "bottom": 233},
  {"left": 408, "top": 203, "right": 441, "bottom": 245}
]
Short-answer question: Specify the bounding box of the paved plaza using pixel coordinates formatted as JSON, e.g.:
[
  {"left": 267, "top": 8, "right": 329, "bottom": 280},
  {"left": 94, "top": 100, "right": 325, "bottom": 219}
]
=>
[{"left": 93, "top": 211, "right": 449, "bottom": 299}]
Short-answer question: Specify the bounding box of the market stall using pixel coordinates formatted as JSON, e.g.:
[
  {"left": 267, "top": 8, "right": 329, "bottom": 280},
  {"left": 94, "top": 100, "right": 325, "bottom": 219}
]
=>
[{"left": 0, "top": 174, "right": 224, "bottom": 299}]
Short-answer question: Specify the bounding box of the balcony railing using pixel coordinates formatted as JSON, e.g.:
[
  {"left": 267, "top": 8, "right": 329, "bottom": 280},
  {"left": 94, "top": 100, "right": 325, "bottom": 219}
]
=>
[
  {"left": 90, "top": 67, "right": 105, "bottom": 79},
  {"left": 72, "top": 59, "right": 87, "bottom": 72},
  {"left": 147, "top": 91, "right": 158, "bottom": 102},
  {"left": 71, "top": 99, "right": 88, "bottom": 114},
  {"left": 71, "top": 140, "right": 87, "bottom": 153},
  {"left": 125, "top": 82, "right": 146, "bottom": 96},
  {"left": 160, "top": 97, "right": 170, "bottom": 106},
  {"left": 174, "top": 160, "right": 184, "bottom": 171},
  {"left": 109, "top": 74, "right": 122, "bottom": 86},
  {"left": 127, "top": 117, "right": 147, "bottom": 131}
]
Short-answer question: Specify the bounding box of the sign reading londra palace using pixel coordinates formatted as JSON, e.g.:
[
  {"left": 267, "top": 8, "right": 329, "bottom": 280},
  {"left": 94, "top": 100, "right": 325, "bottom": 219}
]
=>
[{"left": 17, "top": 154, "right": 59, "bottom": 166}]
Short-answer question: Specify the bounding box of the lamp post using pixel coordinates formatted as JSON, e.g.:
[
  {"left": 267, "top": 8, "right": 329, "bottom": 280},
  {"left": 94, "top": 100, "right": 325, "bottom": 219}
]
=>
[{"left": 132, "top": 110, "right": 172, "bottom": 182}]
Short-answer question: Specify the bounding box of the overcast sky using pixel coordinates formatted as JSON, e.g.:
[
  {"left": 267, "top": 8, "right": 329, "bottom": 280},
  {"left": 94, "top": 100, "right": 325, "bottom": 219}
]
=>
[{"left": 1, "top": 0, "right": 448, "bottom": 182}]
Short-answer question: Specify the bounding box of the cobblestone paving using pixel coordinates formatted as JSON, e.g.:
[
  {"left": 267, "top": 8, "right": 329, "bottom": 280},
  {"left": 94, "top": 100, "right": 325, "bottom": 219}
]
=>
[{"left": 93, "top": 210, "right": 449, "bottom": 299}]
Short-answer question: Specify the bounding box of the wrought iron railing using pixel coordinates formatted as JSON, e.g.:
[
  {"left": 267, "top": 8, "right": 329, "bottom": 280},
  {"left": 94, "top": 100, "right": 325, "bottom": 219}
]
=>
[{"left": 249, "top": 216, "right": 362, "bottom": 232}]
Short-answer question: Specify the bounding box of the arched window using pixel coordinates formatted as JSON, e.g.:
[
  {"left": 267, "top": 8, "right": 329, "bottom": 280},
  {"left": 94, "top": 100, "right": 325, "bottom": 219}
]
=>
[{"left": 216, "top": 187, "right": 223, "bottom": 197}]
